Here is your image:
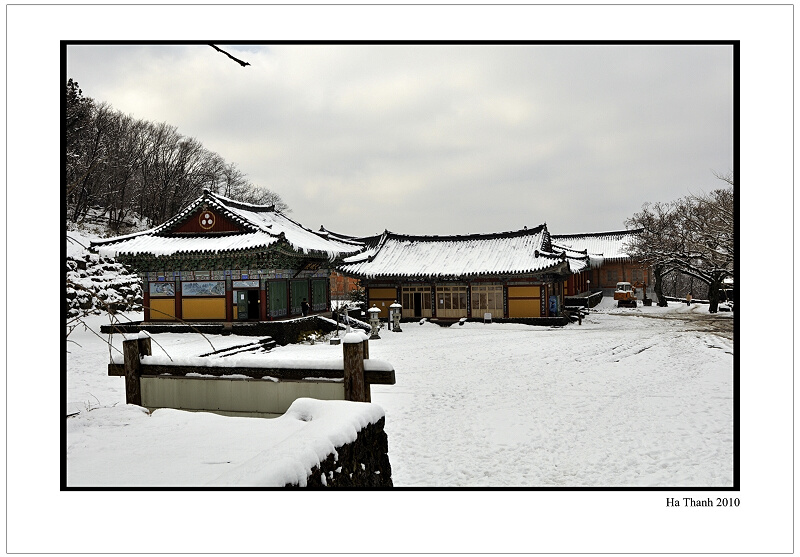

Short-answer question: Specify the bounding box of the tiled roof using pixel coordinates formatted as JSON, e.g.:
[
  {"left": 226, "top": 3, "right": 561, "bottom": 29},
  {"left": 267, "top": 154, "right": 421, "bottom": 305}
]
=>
[
  {"left": 551, "top": 230, "right": 641, "bottom": 262},
  {"left": 92, "top": 190, "right": 363, "bottom": 260},
  {"left": 338, "top": 225, "right": 578, "bottom": 279}
]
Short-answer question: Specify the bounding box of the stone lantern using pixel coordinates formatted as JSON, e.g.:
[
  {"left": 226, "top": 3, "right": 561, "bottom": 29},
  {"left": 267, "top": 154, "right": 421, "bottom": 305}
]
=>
[
  {"left": 367, "top": 305, "right": 381, "bottom": 339},
  {"left": 389, "top": 301, "right": 403, "bottom": 332}
]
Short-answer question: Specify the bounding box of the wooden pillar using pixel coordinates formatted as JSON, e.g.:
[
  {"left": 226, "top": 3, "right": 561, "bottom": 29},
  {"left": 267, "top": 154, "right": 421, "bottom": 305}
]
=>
[
  {"left": 466, "top": 281, "right": 472, "bottom": 319},
  {"left": 174, "top": 278, "right": 182, "bottom": 321},
  {"left": 225, "top": 277, "right": 233, "bottom": 322},
  {"left": 287, "top": 279, "right": 293, "bottom": 318},
  {"left": 343, "top": 334, "right": 366, "bottom": 402},
  {"left": 123, "top": 337, "right": 150, "bottom": 406},
  {"left": 362, "top": 338, "right": 371, "bottom": 402},
  {"left": 143, "top": 282, "right": 150, "bottom": 322},
  {"left": 260, "top": 280, "right": 267, "bottom": 321},
  {"left": 327, "top": 277, "right": 331, "bottom": 311},
  {"left": 544, "top": 284, "right": 549, "bottom": 317}
]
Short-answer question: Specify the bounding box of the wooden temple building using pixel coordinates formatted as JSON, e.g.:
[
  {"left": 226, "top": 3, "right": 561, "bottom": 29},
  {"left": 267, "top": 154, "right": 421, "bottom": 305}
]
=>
[
  {"left": 91, "top": 189, "right": 649, "bottom": 323},
  {"left": 333, "top": 225, "right": 593, "bottom": 320},
  {"left": 91, "top": 190, "right": 363, "bottom": 322},
  {"left": 551, "top": 230, "right": 651, "bottom": 295}
]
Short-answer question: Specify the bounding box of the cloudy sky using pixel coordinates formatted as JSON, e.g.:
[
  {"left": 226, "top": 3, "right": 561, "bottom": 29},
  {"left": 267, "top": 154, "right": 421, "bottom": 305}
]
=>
[{"left": 66, "top": 42, "right": 733, "bottom": 238}]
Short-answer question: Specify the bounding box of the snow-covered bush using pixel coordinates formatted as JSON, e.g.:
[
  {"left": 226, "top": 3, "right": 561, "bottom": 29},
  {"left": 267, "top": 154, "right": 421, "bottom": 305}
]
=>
[
  {"left": 297, "top": 329, "right": 325, "bottom": 345},
  {"left": 66, "top": 253, "right": 142, "bottom": 318}
]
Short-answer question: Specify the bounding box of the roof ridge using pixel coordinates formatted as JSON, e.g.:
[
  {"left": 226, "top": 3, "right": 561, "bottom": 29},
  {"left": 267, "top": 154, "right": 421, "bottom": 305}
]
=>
[
  {"left": 552, "top": 228, "right": 642, "bottom": 239},
  {"left": 205, "top": 189, "right": 276, "bottom": 213},
  {"left": 383, "top": 224, "right": 546, "bottom": 243}
]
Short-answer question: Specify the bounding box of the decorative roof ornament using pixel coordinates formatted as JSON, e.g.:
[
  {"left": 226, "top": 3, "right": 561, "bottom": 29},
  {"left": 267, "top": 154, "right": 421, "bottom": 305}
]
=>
[{"left": 198, "top": 204, "right": 216, "bottom": 230}]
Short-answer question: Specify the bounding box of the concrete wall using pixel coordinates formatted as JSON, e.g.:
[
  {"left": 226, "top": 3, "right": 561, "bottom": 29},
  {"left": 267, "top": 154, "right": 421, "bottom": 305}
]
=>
[{"left": 141, "top": 376, "right": 345, "bottom": 418}]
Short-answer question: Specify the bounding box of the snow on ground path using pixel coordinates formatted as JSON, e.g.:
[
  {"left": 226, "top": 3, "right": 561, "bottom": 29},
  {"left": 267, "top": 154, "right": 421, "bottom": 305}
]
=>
[
  {"left": 66, "top": 304, "right": 733, "bottom": 487},
  {"left": 366, "top": 310, "right": 733, "bottom": 487}
]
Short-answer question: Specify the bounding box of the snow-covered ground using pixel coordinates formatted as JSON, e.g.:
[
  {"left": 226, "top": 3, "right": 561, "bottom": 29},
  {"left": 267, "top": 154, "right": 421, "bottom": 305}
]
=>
[{"left": 66, "top": 297, "right": 734, "bottom": 487}]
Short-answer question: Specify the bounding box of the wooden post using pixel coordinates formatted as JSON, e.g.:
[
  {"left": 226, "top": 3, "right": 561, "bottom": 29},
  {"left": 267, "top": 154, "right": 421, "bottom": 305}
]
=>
[
  {"left": 361, "top": 338, "right": 371, "bottom": 402},
  {"left": 174, "top": 279, "right": 182, "bottom": 321},
  {"left": 225, "top": 278, "right": 234, "bottom": 322},
  {"left": 123, "top": 338, "right": 143, "bottom": 406},
  {"left": 138, "top": 336, "right": 152, "bottom": 357},
  {"left": 343, "top": 334, "right": 366, "bottom": 402},
  {"left": 143, "top": 282, "right": 151, "bottom": 321}
]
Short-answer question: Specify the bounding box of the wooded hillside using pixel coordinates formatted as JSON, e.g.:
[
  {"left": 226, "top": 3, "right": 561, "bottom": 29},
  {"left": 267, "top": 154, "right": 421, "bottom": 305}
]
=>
[{"left": 65, "top": 78, "right": 288, "bottom": 233}]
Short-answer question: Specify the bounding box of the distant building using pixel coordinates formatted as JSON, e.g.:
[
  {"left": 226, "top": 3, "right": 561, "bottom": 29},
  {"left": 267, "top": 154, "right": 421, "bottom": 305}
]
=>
[
  {"left": 91, "top": 190, "right": 362, "bottom": 322},
  {"left": 551, "top": 230, "right": 651, "bottom": 295},
  {"left": 335, "top": 225, "right": 591, "bottom": 320},
  {"left": 329, "top": 270, "right": 361, "bottom": 300}
]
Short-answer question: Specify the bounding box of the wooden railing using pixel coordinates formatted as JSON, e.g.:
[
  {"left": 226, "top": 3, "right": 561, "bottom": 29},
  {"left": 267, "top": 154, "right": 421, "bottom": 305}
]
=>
[{"left": 108, "top": 333, "right": 395, "bottom": 417}]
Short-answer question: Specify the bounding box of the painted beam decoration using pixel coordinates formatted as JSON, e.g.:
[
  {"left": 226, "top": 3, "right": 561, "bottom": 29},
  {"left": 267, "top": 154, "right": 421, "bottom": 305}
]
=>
[
  {"left": 182, "top": 281, "right": 226, "bottom": 297},
  {"left": 149, "top": 282, "right": 175, "bottom": 297}
]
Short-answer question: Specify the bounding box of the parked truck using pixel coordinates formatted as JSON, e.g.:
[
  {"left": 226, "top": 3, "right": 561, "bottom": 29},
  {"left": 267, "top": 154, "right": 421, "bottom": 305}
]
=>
[{"left": 614, "top": 282, "right": 637, "bottom": 308}]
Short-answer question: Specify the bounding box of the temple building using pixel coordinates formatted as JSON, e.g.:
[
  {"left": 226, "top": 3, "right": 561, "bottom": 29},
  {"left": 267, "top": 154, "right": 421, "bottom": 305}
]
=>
[
  {"left": 90, "top": 188, "right": 649, "bottom": 323},
  {"left": 335, "top": 225, "right": 592, "bottom": 320},
  {"left": 551, "top": 230, "right": 651, "bottom": 295},
  {"left": 91, "top": 190, "right": 362, "bottom": 322}
]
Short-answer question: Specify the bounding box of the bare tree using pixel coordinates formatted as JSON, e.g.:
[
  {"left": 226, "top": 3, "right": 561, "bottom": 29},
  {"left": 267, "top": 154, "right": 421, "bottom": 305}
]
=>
[
  {"left": 626, "top": 173, "right": 734, "bottom": 312},
  {"left": 65, "top": 79, "right": 290, "bottom": 230}
]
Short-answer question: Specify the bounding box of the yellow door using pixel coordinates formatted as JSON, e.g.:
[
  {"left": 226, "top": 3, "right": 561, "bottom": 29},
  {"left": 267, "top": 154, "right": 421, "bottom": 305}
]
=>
[
  {"left": 507, "top": 286, "right": 541, "bottom": 318},
  {"left": 368, "top": 288, "right": 397, "bottom": 318},
  {"left": 149, "top": 298, "right": 176, "bottom": 320}
]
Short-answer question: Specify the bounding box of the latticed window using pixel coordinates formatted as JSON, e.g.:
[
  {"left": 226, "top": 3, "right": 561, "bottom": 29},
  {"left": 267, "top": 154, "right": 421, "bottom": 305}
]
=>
[
  {"left": 435, "top": 285, "right": 468, "bottom": 318},
  {"left": 402, "top": 286, "right": 432, "bottom": 318},
  {"left": 471, "top": 284, "right": 504, "bottom": 317}
]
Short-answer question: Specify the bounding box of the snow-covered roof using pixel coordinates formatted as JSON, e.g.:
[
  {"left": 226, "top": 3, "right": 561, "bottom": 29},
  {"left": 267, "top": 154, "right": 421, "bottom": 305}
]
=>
[
  {"left": 92, "top": 190, "right": 364, "bottom": 261},
  {"left": 317, "top": 226, "right": 380, "bottom": 245},
  {"left": 551, "top": 230, "right": 641, "bottom": 263},
  {"left": 338, "top": 225, "right": 581, "bottom": 279}
]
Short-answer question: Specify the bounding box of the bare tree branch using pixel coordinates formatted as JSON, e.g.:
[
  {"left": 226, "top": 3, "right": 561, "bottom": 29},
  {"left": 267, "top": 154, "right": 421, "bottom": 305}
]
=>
[{"left": 209, "top": 44, "right": 251, "bottom": 67}]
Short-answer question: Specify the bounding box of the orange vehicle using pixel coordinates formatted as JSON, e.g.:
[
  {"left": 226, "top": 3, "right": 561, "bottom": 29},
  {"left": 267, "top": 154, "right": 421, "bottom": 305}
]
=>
[{"left": 614, "top": 282, "right": 637, "bottom": 308}]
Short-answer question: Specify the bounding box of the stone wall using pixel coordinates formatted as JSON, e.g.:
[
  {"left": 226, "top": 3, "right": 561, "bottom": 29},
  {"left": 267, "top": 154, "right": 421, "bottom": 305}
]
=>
[
  {"left": 289, "top": 417, "right": 393, "bottom": 488},
  {"left": 67, "top": 255, "right": 143, "bottom": 318}
]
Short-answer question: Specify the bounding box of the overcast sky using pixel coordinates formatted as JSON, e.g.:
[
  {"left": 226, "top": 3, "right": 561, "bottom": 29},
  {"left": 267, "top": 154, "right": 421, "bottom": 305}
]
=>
[{"left": 66, "top": 42, "right": 733, "bottom": 237}]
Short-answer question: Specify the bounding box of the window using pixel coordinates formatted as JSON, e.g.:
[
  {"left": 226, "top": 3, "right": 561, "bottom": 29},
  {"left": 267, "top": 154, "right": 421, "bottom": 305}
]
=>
[
  {"left": 470, "top": 284, "right": 504, "bottom": 317},
  {"left": 435, "top": 285, "right": 468, "bottom": 318},
  {"left": 402, "top": 286, "right": 432, "bottom": 318}
]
